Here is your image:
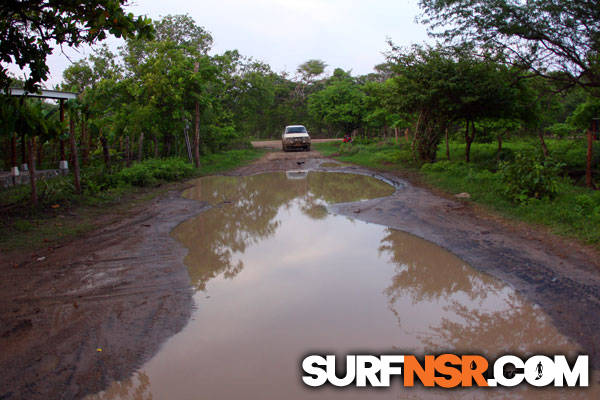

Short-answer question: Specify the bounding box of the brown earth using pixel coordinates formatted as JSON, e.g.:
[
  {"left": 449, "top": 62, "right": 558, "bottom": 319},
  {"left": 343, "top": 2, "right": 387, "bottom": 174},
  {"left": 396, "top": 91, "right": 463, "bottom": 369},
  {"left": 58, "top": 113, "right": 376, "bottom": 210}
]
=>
[
  {"left": 251, "top": 137, "right": 341, "bottom": 151},
  {"left": 1, "top": 143, "right": 599, "bottom": 399}
]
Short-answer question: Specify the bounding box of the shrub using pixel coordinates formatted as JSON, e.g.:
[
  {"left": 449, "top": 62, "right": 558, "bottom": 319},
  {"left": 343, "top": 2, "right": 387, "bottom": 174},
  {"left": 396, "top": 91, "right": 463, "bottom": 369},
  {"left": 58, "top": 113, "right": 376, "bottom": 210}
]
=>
[
  {"left": 115, "top": 158, "right": 195, "bottom": 187},
  {"left": 38, "top": 175, "right": 76, "bottom": 204},
  {"left": 499, "top": 153, "right": 565, "bottom": 203}
]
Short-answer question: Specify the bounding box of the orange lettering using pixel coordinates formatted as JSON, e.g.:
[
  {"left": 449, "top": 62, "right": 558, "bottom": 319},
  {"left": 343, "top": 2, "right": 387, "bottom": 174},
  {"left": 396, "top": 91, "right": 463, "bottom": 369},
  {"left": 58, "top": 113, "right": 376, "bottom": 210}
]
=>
[
  {"left": 461, "top": 355, "right": 489, "bottom": 387},
  {"left": 403, "top": 355, "right": 435, "bottom": 387},
  {"left": 434, "top": 354, "right": 462, "bottom": 388}
]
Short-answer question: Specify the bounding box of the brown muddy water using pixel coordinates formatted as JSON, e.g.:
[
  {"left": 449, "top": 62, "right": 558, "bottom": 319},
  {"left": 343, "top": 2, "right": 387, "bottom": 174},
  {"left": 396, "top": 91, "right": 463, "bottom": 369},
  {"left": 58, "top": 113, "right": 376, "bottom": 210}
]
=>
[{"left": 86, "top": 172, "right": 595, "bottom": 399}]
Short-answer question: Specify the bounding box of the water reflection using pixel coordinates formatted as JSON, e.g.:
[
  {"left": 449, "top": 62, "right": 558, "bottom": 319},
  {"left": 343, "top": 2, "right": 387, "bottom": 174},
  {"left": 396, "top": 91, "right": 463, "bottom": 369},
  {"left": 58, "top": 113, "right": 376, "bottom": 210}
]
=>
[
  {"left": 379, "top": 230, "right": 576, "bottom": 358},
  {"left": 86, "top": 172, "right": 594, "bottom": 400},
  {"left": 173, "top": 172, "right": 395, "bottom": 290},
  {"left": 85, "top": 372, "right": 152, "bottom": 400}
]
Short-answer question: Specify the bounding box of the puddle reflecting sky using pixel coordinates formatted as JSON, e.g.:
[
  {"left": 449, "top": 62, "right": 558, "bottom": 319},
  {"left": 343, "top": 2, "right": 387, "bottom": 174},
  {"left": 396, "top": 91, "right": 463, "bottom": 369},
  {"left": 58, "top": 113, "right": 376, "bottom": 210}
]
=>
[{"left": 87, "top": 172, "right": 593, "bottom": 400}]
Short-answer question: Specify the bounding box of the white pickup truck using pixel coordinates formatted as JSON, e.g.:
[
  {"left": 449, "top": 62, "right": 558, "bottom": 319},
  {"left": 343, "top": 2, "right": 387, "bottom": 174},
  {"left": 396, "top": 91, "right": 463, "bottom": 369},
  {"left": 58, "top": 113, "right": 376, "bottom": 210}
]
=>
[{"left": 282, "top": 125, "right": 311, "bottom": 152}]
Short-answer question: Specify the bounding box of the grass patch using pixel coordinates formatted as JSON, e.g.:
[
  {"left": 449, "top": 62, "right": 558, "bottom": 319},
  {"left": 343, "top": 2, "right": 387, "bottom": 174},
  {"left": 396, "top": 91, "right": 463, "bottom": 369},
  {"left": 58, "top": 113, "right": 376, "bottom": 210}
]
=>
[
  {"left": 314, "top": 140, "right": 415, "bottom": 170},
  {"left": 198, "top": 148, "right": 264, "bottom": 175}
]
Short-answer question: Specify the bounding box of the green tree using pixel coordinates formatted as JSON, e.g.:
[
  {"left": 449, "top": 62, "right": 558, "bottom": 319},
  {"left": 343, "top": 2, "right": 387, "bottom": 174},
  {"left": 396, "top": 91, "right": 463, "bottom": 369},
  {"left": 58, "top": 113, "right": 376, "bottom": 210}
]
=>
[
  {"left": 307, "top": 70, "right": 365, "bottom": 136},
  {"left": 418, "top": 0, "right": 600, "bottom": 91},
  {"left": 297, "top": 59, "right": 327, "bottom": 84},
  {"left": 0, "top": 0, "right": 153, "bottom": 91},
  {"left": 386, "top": 44, "right": 523, "bottom": 162}
]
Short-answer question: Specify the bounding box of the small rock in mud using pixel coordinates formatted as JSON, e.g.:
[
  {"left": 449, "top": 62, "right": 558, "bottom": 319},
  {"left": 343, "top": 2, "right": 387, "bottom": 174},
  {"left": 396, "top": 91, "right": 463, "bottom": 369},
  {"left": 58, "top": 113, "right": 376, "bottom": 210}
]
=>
[{"left": 455, "top": 192, "right": 471, "bottom": 199}]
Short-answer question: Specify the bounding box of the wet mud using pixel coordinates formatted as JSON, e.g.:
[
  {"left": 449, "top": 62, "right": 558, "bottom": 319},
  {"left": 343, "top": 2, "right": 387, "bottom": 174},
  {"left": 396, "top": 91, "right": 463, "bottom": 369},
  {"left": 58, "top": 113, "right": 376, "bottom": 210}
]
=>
[{"left": 0, "top": 192, "right": 208, "bottom": 400}]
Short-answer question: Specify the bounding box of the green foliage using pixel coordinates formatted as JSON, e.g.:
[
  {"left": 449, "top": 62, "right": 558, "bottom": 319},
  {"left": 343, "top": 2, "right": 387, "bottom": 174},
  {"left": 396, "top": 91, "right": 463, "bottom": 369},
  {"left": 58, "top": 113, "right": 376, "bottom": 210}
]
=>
[
  {"left": 567, "top": 97, "right": 600, "bottom": 130},
  {"left": 297, "top": 60, "right": 327, "bottom": 83},
  {"left": 547, "top": 123, "right": 577, "bottom": 137},
  {"left": 573, "top": 194, "right": 600, "bottom": 216},
  {"left": 383, "top": 44, "right": 525, "bottom": 162},
  {"left": 115, "top": 158, "right": 195, "bottom": 187},
  {"left": 499, "top": 153, "right": 565, "bottom": 203},
  {"left": 1, "top": 0, "right": 153, "bottom": 91},
  {"left": 418, "top": 0, "right": 600, "bottom": 91},
  {"left": 0, "top": 149, "right": 263, "bottom": 212},
  {"left": 307, "top": 74, "right": 366, "bottom": 135},
  {"left": 198, "top": 149, "right": 264, "bottom": 175},
  {"left": 315, "top": 141, "right": 415, "bottom": 170},
  {"left": 319, "top": 137, "right": 600, "bottom": 244}
]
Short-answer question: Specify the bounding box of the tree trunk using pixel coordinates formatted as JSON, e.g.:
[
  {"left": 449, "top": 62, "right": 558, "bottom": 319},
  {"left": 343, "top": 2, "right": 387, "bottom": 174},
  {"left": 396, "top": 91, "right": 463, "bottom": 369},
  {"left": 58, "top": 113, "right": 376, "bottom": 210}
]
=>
[
  {"left": 445, "top": 126, "right": 450, "bottom": 160},
  {"left": 138, "top": 131, "right": 145, "bottom": 161},
  {"left": 88, "top": 130, "right": 93, "bottom": 162},
  {"left": 394, "top": 127, "right": 398, "bottom": 144},
  {"left": 11, "top": 133, "right": 17, "bottom": 169},
  {"left": 153, "top": 135, "right": 159, "bottom": 158},
  {"left": 81, "top": 119, "right": 89, "bottom": 166},
  {"left": 60, "top": 140, "right": 66, "bottom": 163},
  {"left": 163, "top": 133, "right": 172, "bottom": 157},
  {"left": 20, "top": 132, "right": 27, "bottom": 165},
  {"left": 3, "top": 138, "right": 10, "bottom": 170},
  {"left": 538, "top": 130, "right": 549, "bottom": 158},
  {"left": 100, "top": 134, "right": 111, "bottom": 168},
  {"left": 69, "top": 117, "right": 81, "bottom": 194},
  {"left": 125, "top": 135, "right": 131, "bottom": 167},
  {"left": 193, "top": 62, "right": 201, "bottom": 168},
  {"left": 28, "top": 137, "right": 37, "bottom": 206},
  {"left": 586, "top": 129, "right": 594, "bottom": 188},
  {"left": 412, "top": 111, "right": 423, "bottom": 163},
  {"left": 37, "top": 140, "right": 43, "bottom": 169}
]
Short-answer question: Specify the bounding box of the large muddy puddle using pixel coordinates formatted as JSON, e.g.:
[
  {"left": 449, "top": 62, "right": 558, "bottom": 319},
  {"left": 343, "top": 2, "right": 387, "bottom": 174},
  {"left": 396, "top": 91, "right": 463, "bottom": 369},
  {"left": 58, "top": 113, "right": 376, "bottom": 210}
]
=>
[{"left": 87, "top": 172, "right": 594, "bottom": 399}]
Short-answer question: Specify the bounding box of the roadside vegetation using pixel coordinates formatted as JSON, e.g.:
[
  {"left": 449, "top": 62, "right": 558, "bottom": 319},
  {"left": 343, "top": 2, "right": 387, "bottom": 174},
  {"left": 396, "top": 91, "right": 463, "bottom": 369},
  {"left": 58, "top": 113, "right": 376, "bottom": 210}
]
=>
[
  {"left": 0, "top": 148, "right": 262, "bottom": 252},
  {"left": 316, "top": 139, "right": 600, "bottom": 245}
]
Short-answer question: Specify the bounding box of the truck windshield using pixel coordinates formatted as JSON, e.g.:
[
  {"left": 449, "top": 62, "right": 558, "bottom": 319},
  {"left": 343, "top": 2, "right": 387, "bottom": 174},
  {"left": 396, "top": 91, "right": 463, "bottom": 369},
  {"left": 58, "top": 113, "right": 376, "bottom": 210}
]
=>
[{"left": 286, "top": 126, "right": 307, "bottom": 133}]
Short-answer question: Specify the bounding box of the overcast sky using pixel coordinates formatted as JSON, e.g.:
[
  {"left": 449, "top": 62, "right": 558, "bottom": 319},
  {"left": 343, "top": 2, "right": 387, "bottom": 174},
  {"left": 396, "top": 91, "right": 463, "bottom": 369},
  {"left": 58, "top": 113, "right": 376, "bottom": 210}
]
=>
[{"left": 11, "top": 0, "right": 430, "bottom": 87}]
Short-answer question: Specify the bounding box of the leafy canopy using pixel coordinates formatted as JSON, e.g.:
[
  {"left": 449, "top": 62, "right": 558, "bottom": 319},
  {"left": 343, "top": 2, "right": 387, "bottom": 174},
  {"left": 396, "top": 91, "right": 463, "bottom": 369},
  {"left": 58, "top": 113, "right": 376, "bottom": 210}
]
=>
[
  {"left": 418, "top": 0, "right": 600, "bottom": 91},
  {"left": 0, "top": 0, "right": 153, "bottom": 91}
]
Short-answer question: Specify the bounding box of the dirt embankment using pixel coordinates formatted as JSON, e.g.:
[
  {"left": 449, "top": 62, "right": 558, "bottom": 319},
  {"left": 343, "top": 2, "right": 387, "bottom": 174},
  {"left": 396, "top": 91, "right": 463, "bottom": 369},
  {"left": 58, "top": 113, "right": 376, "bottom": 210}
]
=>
[{"left": 1, "top": 145, "right": 599, "bottom": 399}]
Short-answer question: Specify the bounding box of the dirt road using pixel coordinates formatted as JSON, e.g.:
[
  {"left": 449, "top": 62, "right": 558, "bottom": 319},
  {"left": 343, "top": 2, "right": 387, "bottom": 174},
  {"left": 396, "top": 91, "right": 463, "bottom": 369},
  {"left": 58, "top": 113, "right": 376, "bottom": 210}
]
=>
[
  {"left": 1, "top": 144, "right": 599, "bottom": 399},
  {"left": 251, "top": 137, "right": 341, "bottom": 151}
]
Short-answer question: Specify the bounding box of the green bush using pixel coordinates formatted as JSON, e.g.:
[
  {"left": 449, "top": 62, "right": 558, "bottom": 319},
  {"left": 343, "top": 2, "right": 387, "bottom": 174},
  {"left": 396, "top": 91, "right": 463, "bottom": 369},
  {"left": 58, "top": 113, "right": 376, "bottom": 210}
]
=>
[
  {"left": 115, "top": 158, "right": 195, "bottom": 187},
  {"left": 38, "top": 175, "right": 77, "bottom": 204},
  {"left": 499, "top": 153, "right": 565, "bottom": 203},
  {"left": 352, "top": 136, "right": 376, "bottom": 145}
]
